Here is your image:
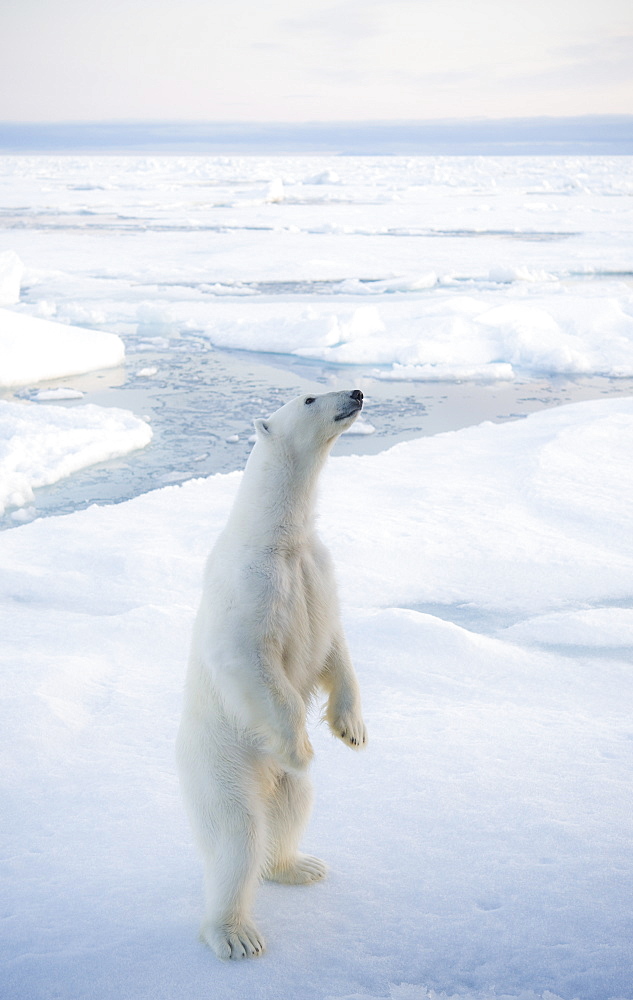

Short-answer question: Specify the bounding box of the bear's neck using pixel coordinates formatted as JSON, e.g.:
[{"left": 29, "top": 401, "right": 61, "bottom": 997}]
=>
[{"left": 227, "top": 439, "right": 330, "bottom": 549}]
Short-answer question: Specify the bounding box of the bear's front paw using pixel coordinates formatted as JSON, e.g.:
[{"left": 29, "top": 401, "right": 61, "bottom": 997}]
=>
[{"left": 329, "top": 711, "right": 367, "bottom": 750}]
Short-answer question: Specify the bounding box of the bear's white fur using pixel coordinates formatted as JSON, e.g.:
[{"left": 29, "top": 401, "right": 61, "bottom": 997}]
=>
[{"left": 177, "top": 389, "right": 367, "bottom": 960}]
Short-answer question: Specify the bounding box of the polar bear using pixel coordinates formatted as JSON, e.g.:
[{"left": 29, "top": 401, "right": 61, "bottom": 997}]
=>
[{"left": 177, "top": 388, "right": 367, "bottom": 961}]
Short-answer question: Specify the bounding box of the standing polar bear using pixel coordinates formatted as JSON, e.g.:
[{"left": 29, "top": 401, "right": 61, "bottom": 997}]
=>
[{"left": 177, "top": 388, "right": 367, "bottom": 960}]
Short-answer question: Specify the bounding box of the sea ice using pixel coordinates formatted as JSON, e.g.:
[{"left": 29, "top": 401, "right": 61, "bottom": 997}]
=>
[
  {"left": 2, "top": 154, "right": 632, "bottom": 382},
  {"left": 0, "top": 398, "right": 152, "bottom": 515},
  {"left": 138, "top": 289, "right": 633, "bottom": 379},
  {"left": 0, "top": 397, "right": 631, "bottom": 1000},
  {"left": 0, "top": 308, "right": 125, "bottom": 387},
  {"left": 266, "top": 177, "right": 285, "bottom": 202},
  {"left": 32, "top": 387, "right": 85, "bottom": 401},
  {"left": 1, "top": 150, "right": 633, "bottom": 999},
  {"left": 0, "top": 250, "right": 23, "bottom": 305},
  {"left": 305, "top": 169, "right": 340, "bottom": 184},
  {"left": 343, "top": 417, "right": 376, "bottom": 435}
]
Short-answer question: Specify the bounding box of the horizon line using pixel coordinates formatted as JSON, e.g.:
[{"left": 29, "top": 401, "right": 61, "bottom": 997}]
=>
[
  {"left": 1, "top": 113, "right": 632, "bottom": 124},
  {"left": 1, "top": 115, "right": 631, "bottom": 155}
]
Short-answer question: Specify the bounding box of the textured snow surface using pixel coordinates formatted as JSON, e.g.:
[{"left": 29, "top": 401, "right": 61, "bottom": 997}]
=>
[{"left": 1, "top": 398, "right": 631, "bottom": 1000}]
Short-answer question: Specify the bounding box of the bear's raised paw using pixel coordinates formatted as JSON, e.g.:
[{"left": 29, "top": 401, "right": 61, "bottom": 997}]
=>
[{"left": 330, "top": 714, "right": 367, "bottom": 750}]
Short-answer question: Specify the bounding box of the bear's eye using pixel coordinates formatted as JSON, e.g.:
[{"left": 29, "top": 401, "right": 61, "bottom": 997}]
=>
[{"left": 304, "top": 397, "right": 316, "bottom": 405}]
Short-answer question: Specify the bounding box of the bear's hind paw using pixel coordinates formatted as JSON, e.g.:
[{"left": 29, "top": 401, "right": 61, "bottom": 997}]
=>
[
  {"left": 266, "top": 852, "right": 328, "bottom": 884},
  {"left": 201, "top": 920, "right": 265, "bottom": 960}
]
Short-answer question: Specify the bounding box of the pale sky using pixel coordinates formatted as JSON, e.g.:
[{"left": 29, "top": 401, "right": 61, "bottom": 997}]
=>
[{"left": 0, "top": 0, "right": 631, "bottom": 122}]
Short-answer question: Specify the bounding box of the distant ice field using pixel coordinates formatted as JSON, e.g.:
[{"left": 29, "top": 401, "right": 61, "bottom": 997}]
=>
[{"left": 1, "top": 153, "right": 632, "bottom": 524}]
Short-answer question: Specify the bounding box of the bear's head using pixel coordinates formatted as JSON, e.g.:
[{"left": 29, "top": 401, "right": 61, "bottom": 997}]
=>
[{"left": 253, "top": 389, "right": 363, "bottom": 455}]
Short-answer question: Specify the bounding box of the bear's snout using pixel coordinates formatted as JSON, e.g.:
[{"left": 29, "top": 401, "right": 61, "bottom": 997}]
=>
[{"left": 334, "top": 389, "right": 363, "bottom": 423}]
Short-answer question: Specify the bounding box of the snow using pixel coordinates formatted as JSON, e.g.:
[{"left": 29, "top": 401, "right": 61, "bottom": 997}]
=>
[
  {"left": 1, "top": 397, "right": 632, "bottom": 1000},
  {"left": 0, "top": 308, "right": 125, "bottom": 388},
  {"left": 0, "top": 398, "right": 152, "bottom": 517}
]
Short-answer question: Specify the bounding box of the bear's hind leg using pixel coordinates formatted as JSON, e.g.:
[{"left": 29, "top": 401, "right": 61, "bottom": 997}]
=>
[
  {"left": 263, "top": 770, "right": 327, "bottom": 885},
  {"left": 197, "top": 799, "right": 267, "bottom": 960},
  {"left": 178, "top": 714, "right": 267, "bottom": 960}
]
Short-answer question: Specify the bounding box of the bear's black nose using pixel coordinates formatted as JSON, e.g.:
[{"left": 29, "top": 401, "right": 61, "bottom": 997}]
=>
[{"left": 351, "top": 390, "right": 363, "bottom": 403}]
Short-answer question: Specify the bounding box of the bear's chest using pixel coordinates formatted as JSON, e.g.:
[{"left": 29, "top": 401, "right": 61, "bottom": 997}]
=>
[
  {"left": 269, "top": 548, "right": 327, "bottom": 624},
  {"left": 261, "top": 548, "right": 334, "bottom": 682}
]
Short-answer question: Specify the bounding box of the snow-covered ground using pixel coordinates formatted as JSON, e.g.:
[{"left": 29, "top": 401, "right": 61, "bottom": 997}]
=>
[
  {"left": 1, "top": 396, "right": 632, "bottom": 1000},
  {"left": 1, "top": 154, "right": 632, "bottom": 999}
]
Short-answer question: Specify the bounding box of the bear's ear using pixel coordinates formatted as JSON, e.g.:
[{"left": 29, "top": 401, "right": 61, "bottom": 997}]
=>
[{"left": 253, "top": 418, "right": 272, "bottom": 439}]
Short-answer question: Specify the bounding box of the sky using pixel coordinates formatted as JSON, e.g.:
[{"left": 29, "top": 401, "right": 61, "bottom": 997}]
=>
[{"left": 0, "top": 0, "right": 631, "bottom": 123}]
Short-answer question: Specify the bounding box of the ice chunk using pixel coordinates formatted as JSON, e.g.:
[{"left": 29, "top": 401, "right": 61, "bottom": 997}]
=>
[
  {"left": 0, "top": 399, "right": 152, "bottom": 516},
  {"left": 0, "top": 309, "right": 125, "bottom": 388},
  {"left": 32, "top": 388, "right": 85, "bottom": 401},
  {"left": 340, "top": 273, "right": 437, "bottom": 294},
  {"left": 266, "top": 178, "right": 285, "bottom": 203},
  {"left": 305, "top": 169, "right": 340, "bottom": 184},
  {"left": 489, "top": 264, "right": 557, "bottom": 283},
  {"left": 375, "top": 361, "right": 515, "bottom": 381},
  {"left": 136, "top": 302, "right": 177, "bottom": 338},
  {"left": 0, "top": 251, "right": 23, "bottom": 306},
  {"left": 343, "top": 418, "right": 376, "bottom": 435}
]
